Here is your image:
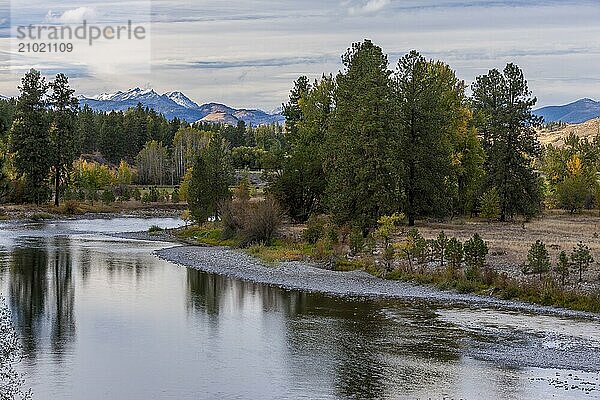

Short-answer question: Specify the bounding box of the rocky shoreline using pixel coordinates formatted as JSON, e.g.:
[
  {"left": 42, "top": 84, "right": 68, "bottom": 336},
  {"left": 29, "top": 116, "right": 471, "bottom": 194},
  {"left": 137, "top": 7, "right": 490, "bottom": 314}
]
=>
[{"left": 154, "top": 243, "right": 600, "bottom": 320}]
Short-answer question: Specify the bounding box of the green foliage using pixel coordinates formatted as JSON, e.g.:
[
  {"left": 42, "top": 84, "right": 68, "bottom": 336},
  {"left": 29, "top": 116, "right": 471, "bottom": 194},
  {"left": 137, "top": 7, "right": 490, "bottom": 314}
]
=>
[
  {"left": 136, "top": 140, "right": 170, "bottom": 185},
  {"left": 272, "top": 76, "right": 333, "bottom": 222},
  {"left": 401, "top": 228, "right": 427, "bottom": 272},
  {"left": 324, "top": 40, "right": 396, "bottom": 231},
  {"left": 553, "top": 155, "right": 596, "bottom": 213},
  {"left": 10, "top": 69, "right": 51, "bottom": 204},
  {"left": 555, "top": 250, "right": 570, "bottom": 286},
  {"left": 148, "top": 225, "right": 163, "bottom": 233},
  {"left": 349, "top": 227, "right": 365, "bottom": 255},
  {"left": 48, "top": 73, "right": 79, "bottom": 206},
  {"left": 570, "top": 242, "right": 594, "bottom": 283},
  {"left": 303, "top": 214, "right": 330, "bottom": 244},
  {"left": 446, "top": 237, "right": 464, "bottom": 273},
  {"left": 472, "top": 63, "right": 543, "bottom": 221},
  {"left": 395, "top": 51, "right": 468, "bottom": 225},
  {"left": 376, "top": 213, "right": 402, "bottom": 245},
  {"left": 171, "top": 187, "right": 180, "bottom": 203},
  {"left": 188, "top": 134, "right": 233, "bottom": 224},
  {"left": 464, "top": 233, "right": 488, "bottom": 280},
  {"left": 101, "top": 189, "right": 115, "bottom": 204},
  {"left": 479, "top": 187, "right": 501, "bottom": 221},
  {"left": 432, "top": 231, "right": 449, "bottom": 268},
  {"left": 523, "top": 240, "right": 551, "bottom": 279}
]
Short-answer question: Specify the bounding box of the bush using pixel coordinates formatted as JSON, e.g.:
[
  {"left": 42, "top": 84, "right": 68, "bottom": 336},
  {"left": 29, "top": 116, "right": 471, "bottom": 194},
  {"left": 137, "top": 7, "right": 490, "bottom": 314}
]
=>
[
  {"left": 571, "top": 242, "right": 594, "bottom": 282},
  {"left": 240, "top": 197, "right": 281, "bottom": 246},
  {"left": 479, "top": 188, "right": 501, "bottom": 221},
  {"left": 522, "top": 240, "right": 551, "bottom": 279},
  {"left": 303, "top": 215, "right": 333, "bottom": 244},
  {"left": 446, "top": 237, "right": 464, "bottom": 273},
  {"left": 148, "top": 225, "right": 163, "bottom": 233},
  {"left": 132, "top": 187, "right": 142, "bottom": 201},
  {"left": 464, "top": 233, "right": 488, "bottom": 280},
  {"left": 102, "top": 189, "right": 116, "bottom": 204},
  {"left": 61, "top": 200, "right": 79, "bottom": 215},
  {"left": 555, "top": 250, "right": 570, "bottom": 286},
  {"left": 349, "top": 227, "right": 365, "bottom": 255},
  {"left": 172, "top": 187, "right": 180, "bottom": 203}
]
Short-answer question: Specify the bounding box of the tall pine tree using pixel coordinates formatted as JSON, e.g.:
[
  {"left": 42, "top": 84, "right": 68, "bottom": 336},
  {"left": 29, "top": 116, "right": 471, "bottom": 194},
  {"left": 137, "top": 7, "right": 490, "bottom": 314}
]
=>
[
  {"left": 10, "top": 69, "right": 51, "bottom": 204},
  {"left": 49, "top": 73, "right": 79, "bottom": 206},
  {"left": 325, "top": 40, "right": 396, "bottom": 231},
  {"left": 472, "top": 64, "right": 542, "bottom": 220},
  {"left": 188, "top": 133, "right": 233, "bottom": 223}
]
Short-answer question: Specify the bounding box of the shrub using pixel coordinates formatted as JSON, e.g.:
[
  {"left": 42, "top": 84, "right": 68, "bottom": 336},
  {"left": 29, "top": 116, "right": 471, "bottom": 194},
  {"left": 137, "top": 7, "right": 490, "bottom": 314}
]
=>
[
  {"left": 132, "top": 187, "right": 142, "bottom": 201},
  {"left": 555, "top": 250, "right": 570, "bottom": 286},
  {"left": 401, "top": 228, "right": 427, "bottom": 272},
  {"left": 303, "top": 214, "right": 328, "bottom": 244},
  {"left": 61, "top": 200, "right": 79, "bottom": 215},
  {"left": 570, "top": 242, "right": 594, "bottom": 282},
  {"left": 464, "top": 233, "right": 488, "bottom": 280},
  {"left": 349, "top": 227, "right": 365, "bottom": 255},
  {"left": 221, "top": 199, "right": 247, "bottom": 240},
  {"left": 522, "top": 240, "right": 551, "bottom": 280},
  {"left": 432, "top": 231, "right": 449, "bottom": 268},
  {"left": 479, "top": 187, "right": 501, "bottom": 221},
  {"left": 148, "top": 186, "right": 159, "bottom": 203},
  {"left": 148, "top": 225, "right": 163, "bottom": 233},
  {"left": 172, "top": 187, "right": 180, "bottom": 203},
  {"left": 240, "top": 197, "right": 281, "bottom": 246},
  {"left": 102, "top": 189, "right": 116, "bottom": 204},
  {"left": 446, "top": 237, "right": 464, "bottom": 273}
]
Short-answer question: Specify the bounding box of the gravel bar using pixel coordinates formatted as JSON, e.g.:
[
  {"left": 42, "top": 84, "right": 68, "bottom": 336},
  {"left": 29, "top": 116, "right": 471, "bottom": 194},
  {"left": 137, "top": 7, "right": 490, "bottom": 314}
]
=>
[{"left": 156, "top": 244, "right": 600, "bottom": 320}]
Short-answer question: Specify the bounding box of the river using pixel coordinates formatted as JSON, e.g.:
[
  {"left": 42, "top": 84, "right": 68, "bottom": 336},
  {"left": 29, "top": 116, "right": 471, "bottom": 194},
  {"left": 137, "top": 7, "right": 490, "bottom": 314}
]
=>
[{"left": 0, "top": 218, "right": 598, "bottom": 399}]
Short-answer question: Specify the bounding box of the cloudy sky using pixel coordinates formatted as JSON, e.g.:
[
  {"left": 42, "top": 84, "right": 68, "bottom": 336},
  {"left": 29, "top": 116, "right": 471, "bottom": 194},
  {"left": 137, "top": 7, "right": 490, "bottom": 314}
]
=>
[{"left": 1, "top": 0, "right": 599, "bottom": 111}]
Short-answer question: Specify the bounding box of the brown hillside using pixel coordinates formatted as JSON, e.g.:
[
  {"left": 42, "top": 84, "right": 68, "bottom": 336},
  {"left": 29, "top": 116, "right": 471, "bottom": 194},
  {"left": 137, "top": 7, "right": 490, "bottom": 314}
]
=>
[{"left": 538, "top": 117, "right": 600, "bottom": 147}]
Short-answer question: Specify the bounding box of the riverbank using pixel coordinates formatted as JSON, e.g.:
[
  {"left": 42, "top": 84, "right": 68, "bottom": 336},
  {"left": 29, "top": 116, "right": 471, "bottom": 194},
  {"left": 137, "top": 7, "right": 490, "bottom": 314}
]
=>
[
  {"left": 0, "top": 202, "right": 186, "bottom": 221},
  {"left": 155, "top": 243, "right": 600, "bottom": 320}
]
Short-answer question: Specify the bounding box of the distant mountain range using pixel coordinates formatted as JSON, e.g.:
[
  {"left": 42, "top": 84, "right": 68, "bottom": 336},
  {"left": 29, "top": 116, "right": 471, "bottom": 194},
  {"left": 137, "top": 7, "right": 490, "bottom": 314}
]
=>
[
  {"left": 534, "top": 98, "right": 600, "bottom": 124},
  {"left": 76, "top": 88, "right": 285, "bottom": 126}
]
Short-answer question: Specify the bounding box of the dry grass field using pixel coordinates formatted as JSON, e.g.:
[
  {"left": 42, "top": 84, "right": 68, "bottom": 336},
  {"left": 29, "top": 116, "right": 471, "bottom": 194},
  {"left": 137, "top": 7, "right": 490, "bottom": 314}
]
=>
[{"left": 416, "top": 212, "right": 600, "bottom": 289}]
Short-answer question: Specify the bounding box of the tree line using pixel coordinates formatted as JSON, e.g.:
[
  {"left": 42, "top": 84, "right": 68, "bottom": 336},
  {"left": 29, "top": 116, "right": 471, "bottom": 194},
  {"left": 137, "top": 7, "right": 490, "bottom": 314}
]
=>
[
  {"left": 270, "top": 40, "right": 542, "bottom": 232},
  {"left": 0, "top": 69, "right": 286, "bottom": 205}
]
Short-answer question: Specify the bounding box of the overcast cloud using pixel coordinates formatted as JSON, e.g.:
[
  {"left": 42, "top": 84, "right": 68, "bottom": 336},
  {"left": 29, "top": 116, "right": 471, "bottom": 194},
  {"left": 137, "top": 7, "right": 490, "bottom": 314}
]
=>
[{"left": 0, "top": 0, "right": 598, "bottom": 110}]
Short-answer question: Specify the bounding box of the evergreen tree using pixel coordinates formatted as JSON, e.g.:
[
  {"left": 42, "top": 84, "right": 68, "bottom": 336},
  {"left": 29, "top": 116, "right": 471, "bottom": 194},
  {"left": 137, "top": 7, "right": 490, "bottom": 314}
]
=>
[
  {"left": 570, "top": 242, "right": 594, "bottom": 283},
  {"left": 325, "top": 40, "right": 396, "bottom": 231},
  {"left": 282, "top": 76, "right": 310, "bottom": 137},
  {"left": 9, "top": 69, "right": 51, "bottom": 204},
  {"left": 48, "top": 73, "right": 79, "bottom": 206},
  {"left": 472, "top": 64, "right": 543, "bottom": 221},
  {"left": 394, "top": 51, "right": 468, "bottom": 225},
  {"left": 78, "top": 105, "right": 98, "bottom": 153},
  {"left": 555, "top": 250, "right": 570, "bottom": 286},
  {"left": 464, "top": 233, "right": 488, "bottom": 279},
  {"left": 188, "top": 134, "right": 233, "bottom": 223},
  {"left": 100, "top": 111, "right": 126, "bottom": 163},
  {"left": 523, "top": 240, "right": 551, "bottom": 280},
  {"left": 272, "top": 76, "right": 333, "bottom": 222}
]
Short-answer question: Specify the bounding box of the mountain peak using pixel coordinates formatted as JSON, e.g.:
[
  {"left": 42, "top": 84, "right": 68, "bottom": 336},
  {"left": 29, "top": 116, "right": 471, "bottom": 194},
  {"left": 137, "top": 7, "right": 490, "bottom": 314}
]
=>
[
  {"left": 164, "top": 91, "right": 199, "bottom": 109},
  {"left": 77, "top": 88, "right": 285, "bottom": 125},
  {"left": 535, "top": 98, "right": 600, "bottom": 124}
]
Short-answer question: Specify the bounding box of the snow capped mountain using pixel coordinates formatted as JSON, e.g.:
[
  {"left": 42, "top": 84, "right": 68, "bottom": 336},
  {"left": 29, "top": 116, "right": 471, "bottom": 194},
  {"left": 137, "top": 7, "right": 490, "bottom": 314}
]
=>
[
  {"left": 78, "top": 87, "right": 284, "bottom": 125},
  {"left": 164, "top": 91, "right": 199, "bottom": 109}
]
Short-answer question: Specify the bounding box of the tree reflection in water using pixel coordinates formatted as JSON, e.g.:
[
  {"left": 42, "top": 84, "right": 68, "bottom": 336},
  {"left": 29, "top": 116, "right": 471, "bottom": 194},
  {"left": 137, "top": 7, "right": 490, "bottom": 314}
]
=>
[
  {"left": 8, "top": 236, "right": 76, "bottom": 362},
  {"left": 185, "top": 268, "right": 463, "bottom": 399}
]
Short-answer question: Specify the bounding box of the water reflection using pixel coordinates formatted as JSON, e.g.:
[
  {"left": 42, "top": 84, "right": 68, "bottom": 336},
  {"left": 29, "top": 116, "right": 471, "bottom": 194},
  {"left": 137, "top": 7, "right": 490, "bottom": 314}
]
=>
[
  {"left": 9, "top": 239, "right": 50, "bottom": 358},
  {"left": 0, "top": 219, "right": 597, "bottom": 400},
  {"left": 8, "top": 236, "right": 76, "bottom": 361}
]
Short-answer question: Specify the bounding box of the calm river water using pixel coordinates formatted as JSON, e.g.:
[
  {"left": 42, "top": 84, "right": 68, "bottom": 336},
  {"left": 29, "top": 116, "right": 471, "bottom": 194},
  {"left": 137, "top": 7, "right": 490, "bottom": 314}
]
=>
[{"left": 0, "top": 218, "right": 598, "bottom": 399}]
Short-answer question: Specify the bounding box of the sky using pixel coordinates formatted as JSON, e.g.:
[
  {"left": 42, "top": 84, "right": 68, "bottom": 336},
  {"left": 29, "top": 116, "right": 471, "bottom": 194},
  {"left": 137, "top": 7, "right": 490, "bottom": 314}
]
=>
[{"left": 0, "top": 0, "right": 599, "bottom": 111}]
